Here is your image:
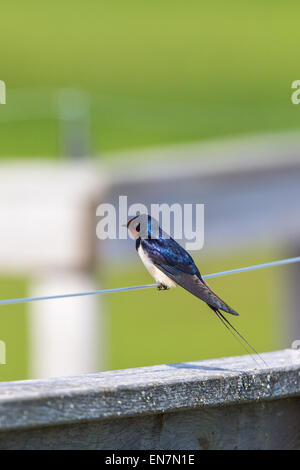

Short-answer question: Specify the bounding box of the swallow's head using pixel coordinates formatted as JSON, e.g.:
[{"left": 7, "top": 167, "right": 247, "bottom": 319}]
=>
[
  {"left": 126, "top": 214, "right": 141, "bottom": 239},
  {"left": 127, "top": 214, "right": 161, "bottom": 240}
]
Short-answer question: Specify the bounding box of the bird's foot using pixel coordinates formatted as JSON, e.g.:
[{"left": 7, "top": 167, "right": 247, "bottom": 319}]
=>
[{"left": 157, "top": 283, "right": 169, "bottom": 291}]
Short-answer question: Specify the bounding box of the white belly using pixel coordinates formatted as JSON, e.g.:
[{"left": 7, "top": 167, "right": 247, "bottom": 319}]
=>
[{"left": 138, "top": 245, "right": 177, "bottom": 287}]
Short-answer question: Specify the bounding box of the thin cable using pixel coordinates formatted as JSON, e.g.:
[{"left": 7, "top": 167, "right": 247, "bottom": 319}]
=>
[
  {"left": 0, "top": 255, "right": 299, "bottom": 306},
  {"left": 203, "top": 256, "right": 300, "bottom": 279},
  {"left": 0, "top": 284, "right": 158, "bottom": 306}
]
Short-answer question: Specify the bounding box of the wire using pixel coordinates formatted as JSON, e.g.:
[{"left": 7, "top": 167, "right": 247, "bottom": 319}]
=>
[
  {"left": 0, "top": 284, "right": 157, "bottom": 306},
  {"left": 202, "top": 256, "right": 300, "bottom": 279},
  {"left": 0, "top": 255, "right": 299, "bottom": 306}
]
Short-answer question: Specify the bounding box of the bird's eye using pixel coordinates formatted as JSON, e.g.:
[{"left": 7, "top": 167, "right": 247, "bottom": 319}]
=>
[{"left": 136, "top": 223, "right": 140, "bottom": 232}]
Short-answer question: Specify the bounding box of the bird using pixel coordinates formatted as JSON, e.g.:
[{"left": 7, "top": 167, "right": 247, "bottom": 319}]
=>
[{"left": 127, "top": 213, "right": 265, "bottom": 365}]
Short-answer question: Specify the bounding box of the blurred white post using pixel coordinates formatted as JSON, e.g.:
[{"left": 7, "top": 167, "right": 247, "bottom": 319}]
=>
[
  {"left": 29, "top": 272, "right": 102, "bottom": 378},
  {"left": 57, "top": 89, "right": 91, "bottom": 159},
  {"left": 0, "top": 163, "right": 108, "bottom": 378}
]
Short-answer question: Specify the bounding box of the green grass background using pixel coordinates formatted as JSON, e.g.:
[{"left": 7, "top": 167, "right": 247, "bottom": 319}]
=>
[
  {"left": 0, "top": 1, "right": 298, "bottom": 379},
  {"left": 1, "top": 1, "right": 300, "bottom": 157}
]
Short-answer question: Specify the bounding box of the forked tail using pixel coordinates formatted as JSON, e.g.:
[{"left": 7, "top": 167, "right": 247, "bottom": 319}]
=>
[{"left": 209, "top": 306, "right": 268, "bottom": 369}]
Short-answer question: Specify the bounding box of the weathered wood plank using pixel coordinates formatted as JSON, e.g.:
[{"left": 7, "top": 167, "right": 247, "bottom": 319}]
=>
[
  {"left": 0, "top": 349, "right": 299, "bottom": 436},
  {"left": 1, "top": 397, "right": 299, "bottom": 449}
]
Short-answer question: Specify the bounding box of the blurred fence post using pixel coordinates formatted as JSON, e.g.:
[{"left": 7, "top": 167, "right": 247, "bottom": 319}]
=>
[
  {"left": 57, "top": 89, "right": 91, "bottom": 159},
  {"left": 26, "top": 165, "right": 108, "bottom": 378},
  {"left": 29, "top": 271, "right": 103, "bottom": 379},
  {"left": 0, "top": 162, "right": 108, "bottom": 378}
]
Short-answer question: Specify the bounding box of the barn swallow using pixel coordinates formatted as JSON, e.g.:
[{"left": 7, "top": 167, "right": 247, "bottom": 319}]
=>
[{"left": 127, "top": 213, "right": 265, "bottom": 364}]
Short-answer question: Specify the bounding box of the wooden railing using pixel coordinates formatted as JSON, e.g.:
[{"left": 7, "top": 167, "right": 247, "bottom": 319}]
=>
[{"left": 0, "top": 348, "right": 300, "bottom": 449}]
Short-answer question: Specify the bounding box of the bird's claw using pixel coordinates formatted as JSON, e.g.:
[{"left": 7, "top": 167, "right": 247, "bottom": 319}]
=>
[{"left": 157, "top": 284, "right": 169, "bottom": 291}]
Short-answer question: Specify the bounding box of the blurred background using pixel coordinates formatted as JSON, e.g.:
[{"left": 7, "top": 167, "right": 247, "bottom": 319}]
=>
[{"left": 0, "top": 0, "right": 300, "bottom": 381}]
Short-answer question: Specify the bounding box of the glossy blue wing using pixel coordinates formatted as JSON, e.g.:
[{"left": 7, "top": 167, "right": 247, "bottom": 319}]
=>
[
  {"left": 140, "top": 238, "right": 238, "bottom": 315},
  {"left": 140, "top": 238, "right": 201, "bottom": 277}
]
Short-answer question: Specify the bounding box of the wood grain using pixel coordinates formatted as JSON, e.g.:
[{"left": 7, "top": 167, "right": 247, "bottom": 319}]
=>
[{"left": 0, "top": 349, "right": 300, "bottom": 449}]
